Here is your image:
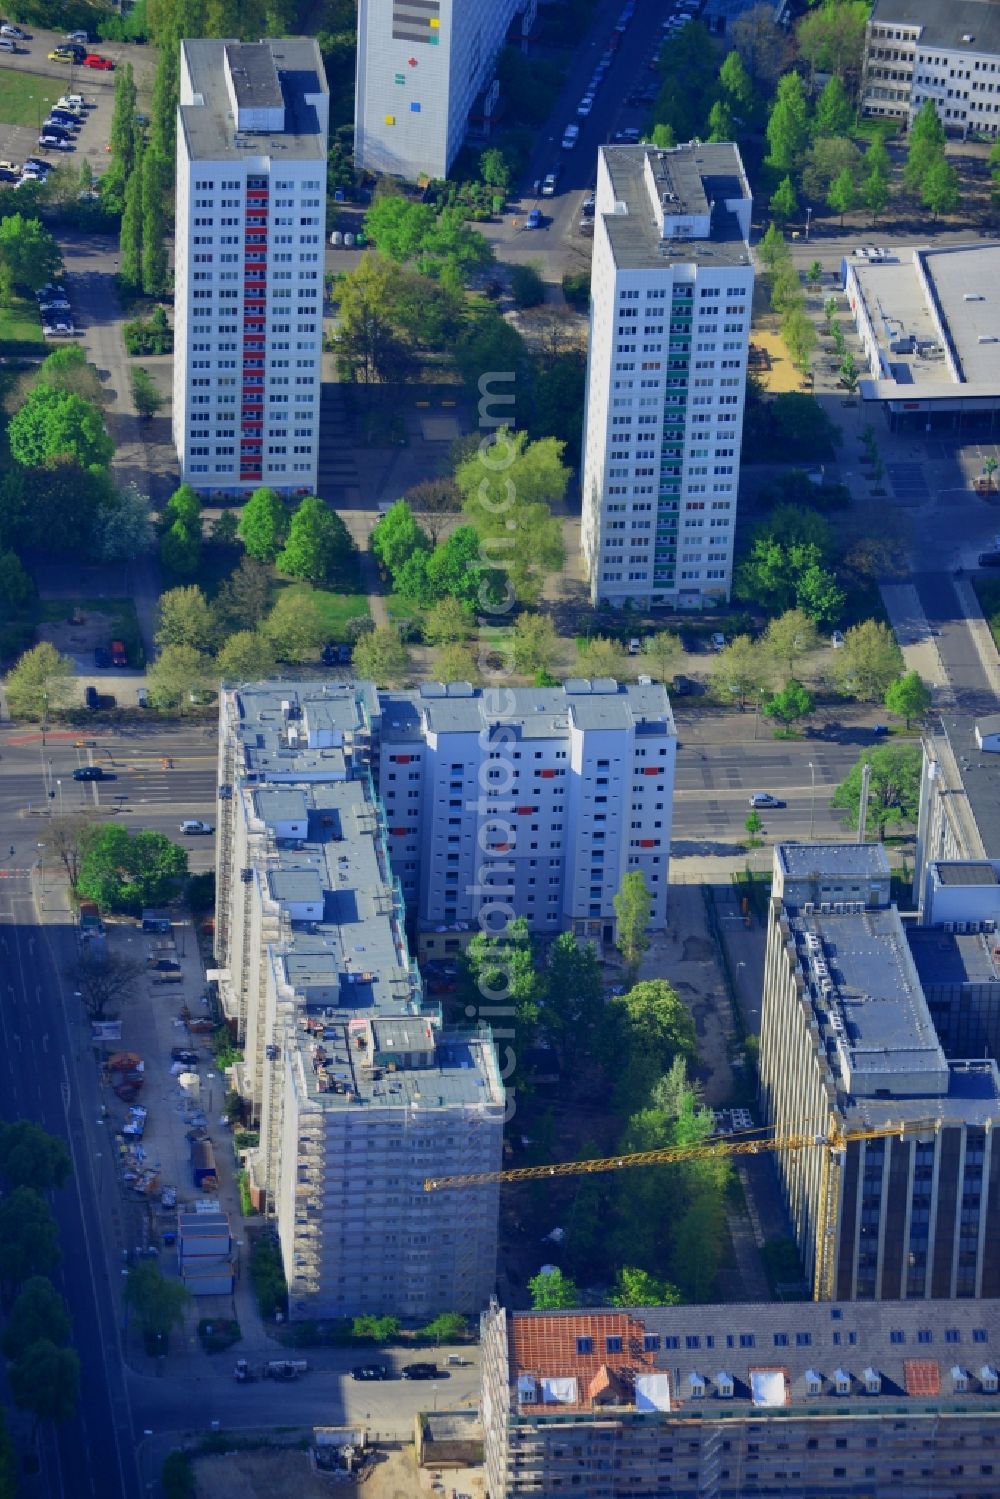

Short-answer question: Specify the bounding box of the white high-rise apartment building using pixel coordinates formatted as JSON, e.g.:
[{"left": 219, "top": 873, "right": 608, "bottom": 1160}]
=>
[
  {"left": 373, "top": 679, "right": 677, "bottom": 958},
  {"left": 174, "top": 39, "right": 329, "bottom": 495},
  {"left": 580, "top": 142, "right": 754, "bottom": 610},
  {"left": 354, "top": 0, "right": 534, "bottom": 182}
]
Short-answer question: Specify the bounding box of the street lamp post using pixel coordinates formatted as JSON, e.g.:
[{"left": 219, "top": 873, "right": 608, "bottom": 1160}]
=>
[
  {"left": 753, "top": 687, "right": 765, "bottom": 742},
  {"left": 57, "top": 779, "right": 63, "bottom": 816},
  {"left": 805, "top": 206, "right": 812, "bottom": 241},
  {"left": 808, "top": 760, "right": 816, "bottom": 842}
]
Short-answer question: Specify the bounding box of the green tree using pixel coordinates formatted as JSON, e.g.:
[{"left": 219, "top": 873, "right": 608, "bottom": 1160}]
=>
[
  {"left": 156, "top": 585, "right": 215, "bottom": 652},
  {"left": 802, "top": 136, "right": 861, "bottom": 201},
  {"left": 216, "top": 629, "right": 277, "bottom": 680},
  {"left": 764, "top": 677, "right": 814, "bottom": 726},
  {"left": 351, "top": 1313, "right": 400, "bottom": 1343},
  {"left": 0, "top": 550, "right": 33, "bottom": 613},
  {"left": 141, "top": 147, "right": 169, "bottom": 297},
  {"left": 766, "top": 71, "right": 809, "bottom": 173},
  {"left": 861, "top": 160, "right": 891, "bottom": 223},
  {"left": 4, "top": 641, "right": 75, "bottom": 720},
  {"left": 510, "top": 262, "right": 545, "bottom": 309},
  {"left": 423, "top": 596, "right": 471, "bottom": 647},
  {"left": 130, "top": 366, "right": 163, "bottom": 421},
  {"left": 814, "top": 74, "right": 853, "bottom": 137},
  {"left": 577, "top": 635, "right": 630, "bottom": 680},
  {"left": 146, "top": 644, "right": 210, "bottom": 712},
  {"left": 238, "top": 486, "right": 289, "bottom": 562},
  {"left": 164, "top": 483, "right": 202, "bottom": 532},
  {"left": 706, "top": 97, "right": 733, "bottom": 143},
  {"left": 421, "top": 1312, "right": 468, "bottom": 1344},
  {"left": 797, "top": 558, "right": 846, "bottom": 627},
  {"left": 2, "top": 1277, "right": 72, "bottom": 1361},
  {"left": 831, "top": 742, "right": 922, "bottom": 840},
  {"left": 528, "top": 1268, "right": 578, "bottom": 1310},
  {"left": 884, "top": 670, "right": 931, "bottom": 728},
  {"left": 276, "top": 498, "right": 351, "bottom": 585},
  {"left": 38, "top": 813, "right": 95, "bottom": 891},
  {"left": 921, "top": 155, "right": 960, "bottom": 218},
  {"left": 91, "top": 482, "right": 152, "bottom": 563},
  {"left": 796, "top": 0, "right": 868, "bottom": 92},
  {"left": 641, "top": 630, "right": 683, "bottom": 684},
  {"left": 0, "top": 214, "right": 60, "bottom": 293},
  {"left": 764, "top": 608, "right": 819, "bottom": 676},
  {"left": 118, "top": 143, "right": 144, "bottom": 291},
  {"left": 109, "top": 60, "right": 138, "bottom": 176},
  {"left": 9, "top": 1338, "right": 79, "bottom": 1430},
  {"left": 512, "top": 612, "right": 560, "bottom": 677},
  {"left": 262, "top": 587, "right": 329, "bottom": 662},
  {"left": 434, "top": 642, "right": 479, "bottom": 683},
  {"left": 834, "top": 618, "right": 903, "bottom": 701},
  {"left": 160, "top": 519, "right": 202, "bottom": 578},
  {"left": 904, "top": 102, "right": 945, "bottom": 193},
  {"left": 769, "top": 174, "right": 798, "bottom": 225},
  {"left": 610, "top": 1266, "right": 681, "bottom": 1307},
  {"left": 827, "top": 165, "right": 858, "bottom": 224},
  {"left": 719, "top": 48, "right": 753, "bottom": 109},
  {"left": 332, "top": 255, "right": 414, "bottom": 385},
  {"left": 76, "top": 825, "right": 188, "bottom": 912},
  {"left": 456, "top": 429, "right": 567, "bottom": 606},
  {"left": 545, "top": 931, "right": 604, "bottom": 1038},
  {"left": 606, "top": 979, "right": 698, "bottom": 1110},
  {"left": 759, "top": 222, "right": 790, "bottom": 274},
  {"left": 214, "top": 556, "right": 272, "bottom": 632},
  {"left": 370, "top": 499, "right": 431, "bottom": 579},
  {"left": 745, "top": 808, "right": 763, "bottom": 845},
  {"left": 710, "top": 634, "right": 771, "bottom": 709},
  {"left": 0, "top": 1188, "right": 61, "bottom": 1298},
  {"left": 614, "top": 870, "right": 653, "bottom": 983},
  {"left": 783, "top": 305, "right": 817, "bottom": 371},
  {"left": 0, "top": 1121, "right": 71, "bottom": 1193},
  {"left": 351, "top": 626, "right": 410, "bottom": 685},
  {"left": 425, "top": 526, "right": 494, "bottom": 609},
  {"left": 123, "top": 1261, "right": 190, "bottom": 1354},
  {"left": 479, "top": 147, "right": 510, "bottom": 197},
  {"left": 8, "top": 386, "right": 112, "bottom": 472},
  {"left": 463, "top": 916, "right": 541, "bottom": 1033}
]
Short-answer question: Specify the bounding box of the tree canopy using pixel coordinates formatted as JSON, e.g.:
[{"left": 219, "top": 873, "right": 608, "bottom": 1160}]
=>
[
  {"left": 455, "top": 429, "right": 567, "bottom": 606},
  {"left": 8, "top": 385, "right": 112, "bottom": 472},
  {"left": 238, "top": 486, "right": 289, "bottom": 562},
  {"left": 76, "top": 825, "right": 188, "bottom": 913},
  {"left": 276, "top": 497, "right": 352, "bottom": 585},
  {"left": 831, "top": 742, "right": 922, "bottom": 841},
  {"left": 4, "top": 642, "right": 76, "bottom": 720},
  {"left": 0, "top": 1121, "right": 71, "bottom": 1194}
]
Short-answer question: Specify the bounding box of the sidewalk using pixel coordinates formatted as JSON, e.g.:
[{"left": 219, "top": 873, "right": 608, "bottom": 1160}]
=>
[{"left": 879, "top": 582, "right": 953, "bottom": 706}]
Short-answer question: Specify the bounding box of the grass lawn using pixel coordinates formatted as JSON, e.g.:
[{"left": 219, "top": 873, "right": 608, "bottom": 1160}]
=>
[
  {"left": 0, "top": 69, "right": 62, "bottom": 128},
  {"left": 0, "top": 295, "right": 43, "bottom": 353},
  {"left": 273, "top": 579, "right": 370, "bottom": 639}
]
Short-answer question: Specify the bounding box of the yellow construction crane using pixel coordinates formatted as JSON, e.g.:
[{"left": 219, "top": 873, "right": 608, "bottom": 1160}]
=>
[{"left": 425, "top": 1115, "right": 940, "bottom": 1302}]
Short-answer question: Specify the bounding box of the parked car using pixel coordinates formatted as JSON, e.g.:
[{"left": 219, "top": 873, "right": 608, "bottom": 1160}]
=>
[
  {"left": 580, "top": 194, "right": 596, "bottom": 218},
  {"left": 38, "top": 136, "right": 72, "bottom": 151},
  {"left": 84, "top": 53, "right": 114, "bottom": 69},
  {"left": 110, "top": 639, "right": 127, "bottom": 666},
  {"left": 401, "top": 1363, "right": 440, "bottom": 1380},
  {"left": 65, "top": 30, "right": 90, "bottom": 43},
  {"left": 577, "top": 94, "right": 595, "bottom": 117},
  {"left": 561, "top": 123, "right": 580, "bottom": 150},
  {"left": 749, "top": 792, "right": 785, "bottom": 809},
  {"left": 60, "top": 94, "right": 91, "bottom": 110},
  {"left": 671, "top": 674, "right": 698, "bottom": 696},
  {"left": 0, "top": 23, "right": 27, "bottom": 37},
  {"left": 84, "top": 686, "right": 99, "bottom": 709},
  {"left": 43, "top": 321, "right": 75, "bottom": 336},
  {"left": 180, "top": 820, "right": 213, "bottom": 835},
  {"left": 49, "top": 50, "right": 75, "bottom": 63},
  {"left": 73, "top": 766, "right": 106, "bottom": 781},
  {"left": 525, "top": 208, "right": 542, "bottom": 229},
  {"left": 830, "top": 629, "right": 845, "bottom": 648},
  {"left": 94, "top": 646, "right": 110, "bottom": 668},
  {"left": 0, "top": 37, "right": 17, "bottom": 51},
  {"left": 541, "top": 172, "right": 559, "bottom": 197},
  {"left": 710, "top": 632, "right": 726, "bottom": 651},
  {"left": 351, "top": 1365, "right": 390, "bottom": 1381},
  {"left": 978, "top": 551, "right": 1000, "bottom": 567}
]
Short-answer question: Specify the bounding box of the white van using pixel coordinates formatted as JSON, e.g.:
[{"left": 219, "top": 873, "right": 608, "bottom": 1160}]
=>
[{"left": 0, "top": 39, "right": 17, "bottom": 52}]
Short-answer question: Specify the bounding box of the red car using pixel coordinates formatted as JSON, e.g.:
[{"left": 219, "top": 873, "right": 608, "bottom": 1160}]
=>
[{"left": 83, "top": 53, "right": 114, "bottom": 69}]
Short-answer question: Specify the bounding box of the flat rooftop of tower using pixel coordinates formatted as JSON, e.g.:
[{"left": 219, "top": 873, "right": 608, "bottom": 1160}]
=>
[
  {"left": 784, "top": 902, "right": 1000, "bottom": 1125},
  {"left": 180, "top": 37, "right": 328, "bottom": 163},
  {"left": 601, "top": 141, "right": 752, "bottom": 272},
  {"left": 289, "top": 1019, "right": 503, "bottom": 1112},
  {"left": 225, "top": 681, "right": 379, "bottom": 782},
  {"left": 778, "top": 844, "right": 891, "bottom": 882},
  {"left": 933, "top": 714, "right": 1000, "bottom": 859},
  {"left": 908, "top": 924, "right": 1000, "bottom": 986},
  {"left": 380, "top": 678, "right": 676, "bottom": 740}
]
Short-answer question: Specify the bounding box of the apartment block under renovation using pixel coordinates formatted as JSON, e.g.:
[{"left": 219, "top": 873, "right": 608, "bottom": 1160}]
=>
[
  {"left": 759, "top": 843, "right": 1000, "bottom": 1304},
  {"left": 213, "top": 681, "right": 504, "bottom": 1319},
  {"left": 482, "top": 1298, "right": 1000, "bottom": 1498}
]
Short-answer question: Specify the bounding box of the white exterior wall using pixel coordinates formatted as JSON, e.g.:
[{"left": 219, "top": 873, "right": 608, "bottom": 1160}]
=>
[
  {"left": 581, "top": 153, "right": 753, "bottom": 610},
  {"left": 863, "top": 12, "right": 1000, "bottom": 135},
  {"left": 174, "top": 42, "right": 328, "bottom": 496},
  {"left": 355, "top": 0, "right": 523, "bottom": 181}
]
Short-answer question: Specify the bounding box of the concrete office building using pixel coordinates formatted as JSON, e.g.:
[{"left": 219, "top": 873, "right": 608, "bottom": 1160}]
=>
[
  {"left": 482, "top": 1298, "right": 1000, "bottom": 1499},
  {"left": 845, "top": 243, "right": 1000, "bottom": 430},
  {"left": 174, "top": 39, "right": 328, "bottom": 495},
  {"left": 759, "top": 843, "right": 1000, "bottom": 1304},
  {"left": 579, "top": 141, "right": 754, "bottom": 609},
  {"left": 354, "top": 0, "right": 535, "bottom": 182},
  {"left": 213, "top": 681, "right": 504, "bottom": 1319},
  {"left": 862, "top": 0, "right": 1000, "bottom": 134},
  {"left": 374, "top": 678, "right": 677, "bottom": 957}
]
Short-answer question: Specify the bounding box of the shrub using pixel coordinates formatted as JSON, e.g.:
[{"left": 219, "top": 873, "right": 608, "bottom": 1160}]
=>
[
  {"left": 562, "top": 271, "right": 590, "bottom": 310},
  {"left": 510, "top": 262, "right": 545, "bottom": 308},
  {"left": 197, "top": 1317, "right": 241, "bottom": 1354}
]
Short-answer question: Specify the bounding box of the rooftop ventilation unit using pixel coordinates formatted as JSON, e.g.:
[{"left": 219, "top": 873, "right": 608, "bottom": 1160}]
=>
[
  {"left": 978, "top": 335, "right": 999, "bottom": 344},
  {"left": 964, "top": 293, "right": 985, "bottom": 302}
]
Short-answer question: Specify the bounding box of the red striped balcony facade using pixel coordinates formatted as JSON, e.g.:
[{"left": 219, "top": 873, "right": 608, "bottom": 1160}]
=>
[{"left": 241, "top": 176, "right": 269, "bottom": 483}]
